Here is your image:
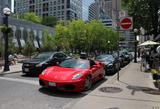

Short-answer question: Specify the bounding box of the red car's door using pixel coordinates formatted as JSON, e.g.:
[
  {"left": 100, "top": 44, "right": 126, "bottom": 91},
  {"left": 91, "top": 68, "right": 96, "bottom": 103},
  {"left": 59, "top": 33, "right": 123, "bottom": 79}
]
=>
[{"left": 90, "top": 60, "right": 101, "bottom": 80}]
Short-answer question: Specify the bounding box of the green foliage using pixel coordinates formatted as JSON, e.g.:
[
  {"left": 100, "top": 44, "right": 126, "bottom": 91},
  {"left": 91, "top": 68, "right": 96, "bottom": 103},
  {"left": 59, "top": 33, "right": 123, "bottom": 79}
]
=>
[
  {"left": 156, "top": 79, "right": 160, "bottom": 83},
  {"left": 41, "top": 16, "right": 58, "bottom": 27},
  {"left": 22, "top": 13, "right": 42, "bottom": 24},
  {"left": 8, "top": 32, "right": 19, "bottom": 54},
  {"left": 40, "top": 30, "right": 57, "bottom": 52},
  {"left": 72, "top": 54, "right": 80, "bottom": 58},
  {"left": 0, "top": 26, "right": 12, "bottom": 33},
  {"left": 122, "top": 0, "right": 160, "bottom": 37},
  {"left": 22, "top": 33, "right": 36, "bottom": 58},
  {"left": 0, "top": 26, "right": 18, "bottom": 55},
  {"left": 55, "top": 20, "right": 121, "bottom": 54},
  {"left": 57, "top": 20, "right": 70, "bottom": 26}
]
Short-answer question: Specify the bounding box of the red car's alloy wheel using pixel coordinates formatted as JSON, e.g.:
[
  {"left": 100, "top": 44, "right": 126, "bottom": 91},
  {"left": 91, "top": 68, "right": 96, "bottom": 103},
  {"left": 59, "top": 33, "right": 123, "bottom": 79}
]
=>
[{"left": 84, "top": 77, "right": 92, "bottom": 90}]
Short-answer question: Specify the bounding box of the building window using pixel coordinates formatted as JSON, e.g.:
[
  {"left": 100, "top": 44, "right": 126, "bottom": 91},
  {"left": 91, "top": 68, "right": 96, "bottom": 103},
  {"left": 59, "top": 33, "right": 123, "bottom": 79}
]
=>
[
  {"left": 54, "top": 7, "right": 56, "bottom": 10},
  {"left": 67, "top": 0, "right": 70, "bottom": 8},
  {"left": 53, "top": 12, "right": 56, "bottom": 16},
  {"left": 62, "top": 0, "right": 64, "bottom": 3},
  {"left": 43, "top": 13, "right": 48, "bottom": 17},
  {"left": 58, "top": 0, "right": 60, "bottom": 4},
  {"left": 62, "top": 11, "right": 64, "bottom": 15},
  {"left": 54, "top": 1, "right": 56, "bottom": 5},
  {"left": 43, "top": 3, "right": 49, "bottom": 12},
  {"left": 58, "top": 11, "right": 60, "bottom": 16},
  {"left": 58, "top": 6, "right": 60, "bottom": 10},
  {"left": 50, "top": 7, "right": 52, "bottom": 11},
  {"left": 62, "top": 5, "right": 64, "bottom": 9}
]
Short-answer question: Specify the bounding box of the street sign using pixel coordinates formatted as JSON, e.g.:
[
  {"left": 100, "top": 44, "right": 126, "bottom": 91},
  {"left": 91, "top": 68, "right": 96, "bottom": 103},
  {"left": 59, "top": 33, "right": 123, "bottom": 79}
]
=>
[{"left": 120, "top": 17, "right": 133, "bottom": 30}]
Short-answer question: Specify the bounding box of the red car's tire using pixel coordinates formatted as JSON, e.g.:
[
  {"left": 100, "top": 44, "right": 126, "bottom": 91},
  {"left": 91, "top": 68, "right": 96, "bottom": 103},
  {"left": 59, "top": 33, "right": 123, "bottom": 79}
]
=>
[{"left": 84, "top": 76, "right": 92, "bottom": 91}]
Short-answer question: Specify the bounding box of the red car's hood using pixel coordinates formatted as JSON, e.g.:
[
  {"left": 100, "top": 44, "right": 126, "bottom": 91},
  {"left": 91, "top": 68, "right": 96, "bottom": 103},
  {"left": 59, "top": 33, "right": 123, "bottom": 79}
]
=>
[{"left": 42, "top": 66, "right": 88, "bottom": 81}]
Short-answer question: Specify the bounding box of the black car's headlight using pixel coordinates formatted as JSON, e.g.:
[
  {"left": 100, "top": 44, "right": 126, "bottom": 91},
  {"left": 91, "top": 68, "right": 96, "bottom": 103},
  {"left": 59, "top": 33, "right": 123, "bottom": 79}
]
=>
[
  {"left": 108, "top": 63, "right": 113, "bottom": 66},
  {"left": 23, "top": 63, "right": 30, "bottom": 67}
]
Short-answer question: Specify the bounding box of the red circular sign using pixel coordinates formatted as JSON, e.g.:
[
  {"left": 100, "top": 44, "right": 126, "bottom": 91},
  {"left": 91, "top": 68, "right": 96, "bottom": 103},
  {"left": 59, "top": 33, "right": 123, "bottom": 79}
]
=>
[{"left": 120, "top": 17, "right": 133, "bottom": 30}]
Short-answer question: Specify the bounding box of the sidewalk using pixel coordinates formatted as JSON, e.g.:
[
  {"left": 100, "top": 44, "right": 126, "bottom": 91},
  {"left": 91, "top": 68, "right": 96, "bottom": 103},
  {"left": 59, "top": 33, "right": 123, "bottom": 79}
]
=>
[
  {"left": 0, "top": 63, "right": 22, "bottom": 75},
  {"left": 72, "top": 62, "right": 160, "bottom": 109}
]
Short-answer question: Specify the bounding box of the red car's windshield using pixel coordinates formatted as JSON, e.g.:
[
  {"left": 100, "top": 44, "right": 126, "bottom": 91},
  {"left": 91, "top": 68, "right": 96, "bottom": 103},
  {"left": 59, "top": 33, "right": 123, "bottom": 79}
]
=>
[{"left": 59, "top": 59, "right": 89, "bottom": 69}]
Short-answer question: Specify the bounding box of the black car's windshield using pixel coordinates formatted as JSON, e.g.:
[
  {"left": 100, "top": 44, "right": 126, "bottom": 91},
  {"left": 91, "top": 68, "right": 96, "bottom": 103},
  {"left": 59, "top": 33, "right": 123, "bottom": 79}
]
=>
[
  {"left": 95, "top": 55, "right": 113, "bottom": 62},
  {"left": 33, "top": 52, "right": 53, "bottom": 60},
  {"left": 59, "top": 59, "right": 89, "bottom": 69}
]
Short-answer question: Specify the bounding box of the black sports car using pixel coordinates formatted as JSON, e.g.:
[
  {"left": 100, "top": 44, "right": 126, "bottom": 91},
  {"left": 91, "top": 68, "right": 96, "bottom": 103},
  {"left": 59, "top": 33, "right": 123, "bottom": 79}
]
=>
[
  {"left": 95, "top": 54, "right": 120, "bottom": 75},
  {"left": 22, "top": 52, "right": 70, "bottom": 75}
]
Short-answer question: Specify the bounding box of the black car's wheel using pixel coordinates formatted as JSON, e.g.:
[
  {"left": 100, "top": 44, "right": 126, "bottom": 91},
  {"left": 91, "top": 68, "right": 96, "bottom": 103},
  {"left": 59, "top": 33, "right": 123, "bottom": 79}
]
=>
[{"left": 84, "top": 76, "right": 92, "bottom": 90}]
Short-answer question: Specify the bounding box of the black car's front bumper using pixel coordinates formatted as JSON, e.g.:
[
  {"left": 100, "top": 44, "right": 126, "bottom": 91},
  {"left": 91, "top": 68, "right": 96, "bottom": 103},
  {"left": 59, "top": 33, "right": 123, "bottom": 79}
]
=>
[
  {"left": 22, "top": 64, "right": 45, "bottom": 75},
  {"left": 105, "top": 65, "right": 115, "bottom": 74}
]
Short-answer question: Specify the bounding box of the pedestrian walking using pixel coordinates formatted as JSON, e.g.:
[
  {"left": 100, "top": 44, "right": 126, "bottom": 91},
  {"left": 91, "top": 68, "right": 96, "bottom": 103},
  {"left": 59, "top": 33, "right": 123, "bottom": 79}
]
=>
[{"left": 140, "top": 49, "right": 147, "bottom": 72}]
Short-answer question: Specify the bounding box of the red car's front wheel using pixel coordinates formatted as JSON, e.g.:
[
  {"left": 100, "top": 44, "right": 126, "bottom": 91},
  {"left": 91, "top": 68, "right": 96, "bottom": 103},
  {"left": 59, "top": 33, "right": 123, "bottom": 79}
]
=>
[{"left": 84, "top": 76, "right": 92, "bottom": 90}]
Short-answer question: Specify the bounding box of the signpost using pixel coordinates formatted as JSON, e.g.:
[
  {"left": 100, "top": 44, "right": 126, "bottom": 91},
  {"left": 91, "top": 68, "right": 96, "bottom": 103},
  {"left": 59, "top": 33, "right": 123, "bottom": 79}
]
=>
[{"left": 120, "top": 17, "right": 133, "bottom": 30}]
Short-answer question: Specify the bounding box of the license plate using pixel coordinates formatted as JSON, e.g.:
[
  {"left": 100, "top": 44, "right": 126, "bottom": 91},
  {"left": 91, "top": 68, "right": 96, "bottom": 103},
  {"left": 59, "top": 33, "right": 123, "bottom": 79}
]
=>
[
  {"left": 48, "top": 82, "right": 56, "bottom": 87},
  {"left": 24, "top": 68, "right": 29, "bottom": 72}
]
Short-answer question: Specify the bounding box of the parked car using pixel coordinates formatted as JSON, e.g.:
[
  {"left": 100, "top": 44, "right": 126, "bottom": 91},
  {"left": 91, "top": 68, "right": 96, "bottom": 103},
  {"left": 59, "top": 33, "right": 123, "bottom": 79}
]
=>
[
  {"left": 22, "top": 52, "right": 70, "bottom": 75},
  {"left": 120, "top": 51, "right": 131, "bottom": 64},
  {"left": 95, "top": 54, "right": 120, "bottom": 75},
  {"left": 80, "top": 52, "right": 88, "bottom": 59},
  {"left": 112, "top": 52, "right": 124, "bottom": 68},
  {"left": 39, "top": 58, "right": 105, "bottom": 92}
]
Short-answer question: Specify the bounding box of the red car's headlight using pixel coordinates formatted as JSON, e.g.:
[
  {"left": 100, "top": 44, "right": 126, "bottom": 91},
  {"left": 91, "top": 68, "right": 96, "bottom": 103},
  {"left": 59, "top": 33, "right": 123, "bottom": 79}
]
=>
[
  {"left": 41, "top": 69, "right": 46, "bottom": 75},
  {"left": 72, "top": 73, "right": 83, "bottom": 79}
]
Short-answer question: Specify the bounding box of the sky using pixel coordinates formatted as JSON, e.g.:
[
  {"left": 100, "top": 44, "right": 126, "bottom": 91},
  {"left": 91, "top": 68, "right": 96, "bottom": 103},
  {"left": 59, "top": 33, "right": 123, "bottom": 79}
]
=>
[{"left": 11, "top": 0, "right": 95, "bottom": 20}]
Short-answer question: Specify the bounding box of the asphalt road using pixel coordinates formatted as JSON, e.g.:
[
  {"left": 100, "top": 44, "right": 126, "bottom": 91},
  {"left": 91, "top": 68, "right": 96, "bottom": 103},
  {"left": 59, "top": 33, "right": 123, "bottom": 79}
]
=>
[{"left": 0, "top": 72, "right": 108, "bottom": 109}]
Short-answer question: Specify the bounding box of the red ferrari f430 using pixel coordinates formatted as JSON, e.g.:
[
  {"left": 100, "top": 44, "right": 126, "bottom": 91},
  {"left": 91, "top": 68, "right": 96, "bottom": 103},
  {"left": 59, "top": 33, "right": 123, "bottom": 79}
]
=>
[{"left": 39, "top": 58, "right": 105, "bottom": 92}]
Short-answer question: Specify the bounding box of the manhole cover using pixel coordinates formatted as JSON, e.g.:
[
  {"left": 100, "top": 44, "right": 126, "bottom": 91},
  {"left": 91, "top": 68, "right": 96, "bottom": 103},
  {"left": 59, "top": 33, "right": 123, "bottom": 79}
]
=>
[
  {"left": 107, "top": 107, "right": 119, "bottom": 109},
  {"left": 99, "top": 87, "right": 122, "bottom": 93},
  {"left": 142, "top": 89, "right": 160, "bottom": 95}
]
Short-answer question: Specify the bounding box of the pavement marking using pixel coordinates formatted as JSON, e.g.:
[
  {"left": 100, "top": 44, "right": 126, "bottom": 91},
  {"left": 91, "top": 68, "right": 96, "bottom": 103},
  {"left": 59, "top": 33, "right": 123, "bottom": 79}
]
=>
[{"left": 0, "top": 77, "right": 39, "bottom": 86}]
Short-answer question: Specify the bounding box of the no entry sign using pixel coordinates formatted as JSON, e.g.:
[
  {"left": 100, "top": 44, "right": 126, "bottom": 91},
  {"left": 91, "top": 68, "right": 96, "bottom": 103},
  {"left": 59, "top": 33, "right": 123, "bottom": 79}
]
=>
[{"left": 120, "top": 17, "right": 133, "bottom": 30}]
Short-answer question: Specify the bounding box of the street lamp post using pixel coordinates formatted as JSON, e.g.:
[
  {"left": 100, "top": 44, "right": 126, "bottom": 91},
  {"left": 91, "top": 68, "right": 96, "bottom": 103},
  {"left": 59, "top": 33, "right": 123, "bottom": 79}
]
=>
[
  {"left": 134, "top": 28, "right": 138, "bottom": 63},
  {"left": 3, "top": 7, "right": 11, "bottom": 71}
]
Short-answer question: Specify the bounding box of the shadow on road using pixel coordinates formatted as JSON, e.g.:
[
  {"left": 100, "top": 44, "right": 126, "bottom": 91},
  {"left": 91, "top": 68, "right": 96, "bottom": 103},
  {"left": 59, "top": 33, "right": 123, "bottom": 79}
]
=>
[
  {"left": 39, "top": 87, "right": 86, "bottom": 98},
  {"left": 127, "top": 85, "right": 160, "bottom": 95},
  {"left": 38, "top": 78, "right": 107, "bottom": 98},
  {"left": 119, "top": 81, "right": 160, "bottom": 95},
  {"left": 21, "top": 74, "right": 38, "bottom": 78},
  {"left": 89, "top": 78, "right": 108, "bottom": 91}
]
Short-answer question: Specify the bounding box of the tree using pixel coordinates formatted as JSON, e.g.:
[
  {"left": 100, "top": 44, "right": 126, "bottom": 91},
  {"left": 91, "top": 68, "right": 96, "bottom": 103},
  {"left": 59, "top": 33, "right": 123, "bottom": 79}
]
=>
[
  {"left": 40, "top": 30, "right": 57, "bottom": 52},
  {"left": 8, "top": 31, "right": 19, "bottom": 54},
  {"left": 55, "top": 20, "right": 121, "bottom": 54},
  {"left": 22, "top": 32, "right": 36, "bottom": 58},
  {"left": 22, "top": 13, "right": 42, "bottom": 24},
  {"left": 42, "top": 16, "right": 58, "bottom": 27},
  {"left": 122, "top": 0, "right": 160, "bottom": 38},
  {"left": 55, "top": 25, "right": 70, "bottom": 52}
]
